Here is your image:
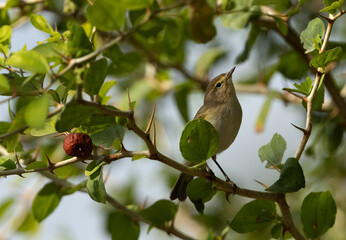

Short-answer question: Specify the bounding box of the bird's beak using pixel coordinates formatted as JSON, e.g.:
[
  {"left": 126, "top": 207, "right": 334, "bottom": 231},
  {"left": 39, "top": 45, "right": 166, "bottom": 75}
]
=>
[{"left": 226, "top": 66, "right": 236, "bottom": 79}]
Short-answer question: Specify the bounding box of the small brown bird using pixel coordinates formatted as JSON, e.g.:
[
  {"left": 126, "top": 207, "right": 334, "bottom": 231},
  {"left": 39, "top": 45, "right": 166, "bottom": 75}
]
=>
[{"left": 170, "top": 67, "right": 242, "bottom": 201}]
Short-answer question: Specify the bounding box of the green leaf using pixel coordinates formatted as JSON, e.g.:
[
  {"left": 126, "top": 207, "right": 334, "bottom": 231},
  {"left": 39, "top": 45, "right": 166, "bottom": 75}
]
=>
[
  {"left": 86, "top": 167, "right": 107, "bottom": 203},
  {"left": 0, "top": 25, "right": 11, "bottom": 55},
  {"left": 132, "top": 154, "right": 147, "bottom": 161},
  {"left": 86, "top": 0, "right": 126, "bottom": 32},
  {"left": 84, "top": 58, "right": 108, "bottom": 96},
  {"left": 24, "top": 93, "right": 49, "bottom": 129},
  {"left": 0, "top": 25, "right": 11, "bottom": 43},
  {"left": 291, "top": 76, "right": 312, "bottom": 95},
  {"left": 0, "top": 158, "right": 16, "bottom": 171},
  {"left": 85, "top": 159, "right": 104, "bottom": 176},
  {"left": 230, "top": 200, "right": 277, "bottom": 233},
  {"left": 107, "top": 211, "right": 140, "bottom": 240},
  {"left": 321, "top": 0, "right": 344, "bottom": 14},
  {"left": 114, "top": 0, "right": 154, "bottom": 10},
  {"left": 278, "top": 51, "right": 308, "bottom": 80},
  {"left": 253, "top": 0, "right": 292, "bottom": 11},
  {"left": 55, "top": 101, "right": 99, "bottom": 132},
  {"left": 16, "top": 212, "right": 39, "bottom": 234},
  {"left": 271, "top": 223, "right": 283, "bottom": 239},
  {"left": 98, "top": 80, "right": 116, "bottom": 104},
  {"left": 300, "top": 18, "right": 325, "bottom": 53},
  {"left": 258, "top": 133, "right": 287, "bottom": 168},
  {"left": 32, "top": 182, "right": 62, "bottom": 222},
  {"left": 25, "top": 161, "right": 48, "bottom": 170},
  {"left": 266, "top": 158, "right": 305, "bottom": 193},
  {"left": 220, "top": 1, "right": 259, "bottom": 29},
  {"left": 0, "top": 74, "right": 10, "bottom": 94},
  {"left": 301, "top": 191, "right": 337, "bottom": 238},
  {"left": 67, "top": 22, "right": 93, "bottom": 58},
  {"left": 33, "top": 42, "right": 67, "bottom": 62},
  {"left": 310, "top": 77, "right": 325, "bottom": 110},
  {"left": 91, "top": 125, "right": 125, "bottom": 148},
  {"left": 140, "top": 200, "right": 177, "bottom": 225},
  {"left": 186, "top": 178, "right": 216, "bottom": 214},
  {"left": 274, "top": 17, "right": 288, "bottom": 35},
  {"left": 236, "top": 25, "right": 260, "bottom": 63},
  {"left": 189, "top": 0, "right": 216, "bottom": 43},
  {"left": 0, "top": 121, "right": 10, "bottom": 134},
  {"left": 310, "top": 47, "right": 342, "bottom": 69},
  {"left": 0, "top": 198, "right": 14, "bottom": 221},
  {"left": 6, "top": 50, "right": 50, "bottom": 73},
  {"left": 174, "top": 83, "right": 193, "bottom": 123},
  {"left": 255, "top": 90, "right": 275, "bottom": 133},
  {"left": 30, "top": 116, "right": 57, "bottom": 136},
  {"left": 30, "top": 14, "right": 55, "bottom": 35},
  {"left": 180, "top": 119, "right": 219, "bottom": 163}
]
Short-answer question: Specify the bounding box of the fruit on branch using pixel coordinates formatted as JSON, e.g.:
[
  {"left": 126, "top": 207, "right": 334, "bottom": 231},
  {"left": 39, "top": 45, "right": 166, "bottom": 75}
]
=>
[{"left": 63, "top": 133, "right": 93, "bottom": 159}]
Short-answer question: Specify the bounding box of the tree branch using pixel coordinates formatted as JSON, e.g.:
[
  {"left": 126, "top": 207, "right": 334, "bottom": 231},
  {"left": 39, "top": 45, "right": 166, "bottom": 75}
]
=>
[
  {"left": 253, "top": 12, "right": 346, "bottom": 122},
  {"left": 40, "top": 171, "right": 197, "bottom": 240}
]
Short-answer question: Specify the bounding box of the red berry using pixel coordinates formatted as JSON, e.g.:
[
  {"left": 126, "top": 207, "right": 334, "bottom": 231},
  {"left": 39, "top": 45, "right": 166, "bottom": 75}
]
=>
[{"left": 63, "top": 133, "right": 93, "bottom": 159}]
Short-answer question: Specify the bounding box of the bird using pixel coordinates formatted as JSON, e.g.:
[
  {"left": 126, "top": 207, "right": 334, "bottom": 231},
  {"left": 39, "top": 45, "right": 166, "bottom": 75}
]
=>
[{"left": 170, "top": 66, "right": 242, "bottom": 201}]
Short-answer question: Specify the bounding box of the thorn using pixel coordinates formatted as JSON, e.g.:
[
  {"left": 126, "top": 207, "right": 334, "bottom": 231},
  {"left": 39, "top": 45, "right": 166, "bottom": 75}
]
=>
[
  {"left": 254, "top": 179, "right": 270, "bottom": 189},
  {"left": 286, "top": 91, "right": 307, "bottom": 102},
  {"left": 315, "top": 12, "right": 332, "bottom": 22},
  {"left": 291, "top": 123, "right": 308, "bottom": 134},
  {"left": 45, "top": 153, "right": 56, "bottom": 174},
  {"left": 52, "top": 49, "right": 69, "bottom": 62},
  {"left": 127, "top": 88, "right": 131, "bottom": 111},
  {"left": 153, "top": 121, "right": 157, "bottom": 147},
  {"left": 266, "top": 159, "right": 281, "bottom": 173},
  {"left": 145, "top": 104, "right": 156, "bottom": 134},
  {"left": 54, "top": 132, "right": 68, "bottom": 138},
  {"left": 13, "top": 149, "right": 22, "bottom": 168}
]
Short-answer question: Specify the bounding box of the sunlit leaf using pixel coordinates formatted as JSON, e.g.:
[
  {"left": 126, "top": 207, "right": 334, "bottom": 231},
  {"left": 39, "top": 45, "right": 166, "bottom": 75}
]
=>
[
  {"left": 6, "top": 51, "right": 50, "bottom": 73},
  {"left": 30, "top": 14, "right": 55, "bottom": 35},
  {"left": 310, "top": 47, "right": 342, "bottom": 69},
  {"left": 24, "top": 93, "right": 49, "bottom": 129},
  {"left": 258, "top": 133, "right": 286, "bottom": 168},
  {"left": 300, "top": 18, "right": 325, "bottom": 53}
]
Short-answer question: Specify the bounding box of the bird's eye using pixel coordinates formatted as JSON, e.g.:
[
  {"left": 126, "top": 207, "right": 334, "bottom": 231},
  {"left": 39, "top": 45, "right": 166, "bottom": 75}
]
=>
[{"left": 216, "top": 82, "right": 222, "bottom": 88}]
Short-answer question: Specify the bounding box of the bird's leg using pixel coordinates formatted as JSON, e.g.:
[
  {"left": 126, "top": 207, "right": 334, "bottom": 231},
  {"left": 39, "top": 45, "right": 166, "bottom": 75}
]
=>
[{"left": 212, "top": 155, "right": 237, "bottom": 191}]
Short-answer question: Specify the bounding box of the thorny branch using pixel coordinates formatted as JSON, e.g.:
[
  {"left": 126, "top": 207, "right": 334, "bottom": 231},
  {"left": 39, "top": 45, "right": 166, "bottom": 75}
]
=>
[
  {"left": 0, "top": 98, "right": 304, "bottom": 240},
  {"left": 3, "top": 3, "right": 344, "bottom": 240},
  {"left": 40, "top": 172, "right": 197, "bottom": 240}
]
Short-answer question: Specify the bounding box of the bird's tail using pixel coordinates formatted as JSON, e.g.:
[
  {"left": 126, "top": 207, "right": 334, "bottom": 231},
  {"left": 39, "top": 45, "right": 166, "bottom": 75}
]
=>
[{"left": 169, "top": 173, "right": 194, "bottom": 201}]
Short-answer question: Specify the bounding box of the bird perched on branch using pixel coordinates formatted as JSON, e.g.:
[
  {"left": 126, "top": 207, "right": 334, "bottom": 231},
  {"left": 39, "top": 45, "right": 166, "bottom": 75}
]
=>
[{"left": 170, "top": 66, "right": 242, "bottom": 201}]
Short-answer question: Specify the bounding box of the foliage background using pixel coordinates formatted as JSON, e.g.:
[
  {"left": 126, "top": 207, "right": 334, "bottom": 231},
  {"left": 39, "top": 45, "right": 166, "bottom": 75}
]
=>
[{"left": 0, "top": 0, "right": 345, "bottom": 239}]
